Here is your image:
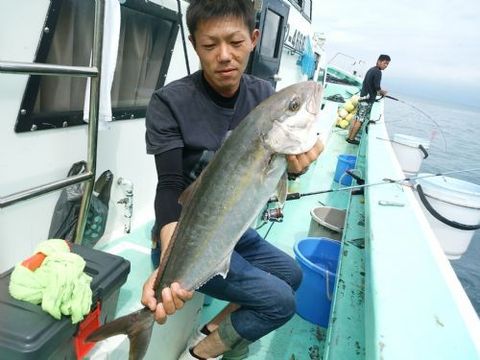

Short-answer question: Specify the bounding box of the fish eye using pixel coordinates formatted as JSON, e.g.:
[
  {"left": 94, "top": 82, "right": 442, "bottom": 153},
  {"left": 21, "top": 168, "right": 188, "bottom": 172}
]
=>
[{"left": 288, "top": 98, "right": 301, "bottom": 112}]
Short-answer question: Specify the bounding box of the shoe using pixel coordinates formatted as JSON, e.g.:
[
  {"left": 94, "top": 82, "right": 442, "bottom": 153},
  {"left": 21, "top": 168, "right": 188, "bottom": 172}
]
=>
[
  {"left": 186, "top": 326, "right": 207, "bottom": 350},
  {"left": 346, "top": 138, "right": 360, "bottom": 145},
  {"left": 178, "top": 348, "right": 197, "bottom": 360}
]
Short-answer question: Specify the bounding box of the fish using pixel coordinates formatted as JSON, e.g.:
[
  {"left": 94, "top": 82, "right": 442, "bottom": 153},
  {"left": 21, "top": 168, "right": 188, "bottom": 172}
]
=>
[{"left": 86, "top": 80, "right": 323, "bottom": 359}]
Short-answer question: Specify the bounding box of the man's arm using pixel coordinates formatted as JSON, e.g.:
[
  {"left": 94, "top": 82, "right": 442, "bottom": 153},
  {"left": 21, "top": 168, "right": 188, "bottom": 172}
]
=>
[
  {"left": 142, "top": 223, "right": 194, "bottom": 324},
  {"left": 153, "top": 149, "right": 184, "bottom": 232},
  {"left": 374, "top": 70, "right": 387, "bottom": 97},
  {"left": 142, "top": 148, "right": 194, "bottom": 323}
]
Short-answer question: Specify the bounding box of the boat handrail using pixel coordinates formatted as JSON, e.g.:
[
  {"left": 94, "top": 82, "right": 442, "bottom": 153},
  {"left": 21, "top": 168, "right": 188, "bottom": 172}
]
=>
[
  {"left": 0, "top": 173, "right": 94, "bottom": 209},
  {"left": 0, "top": 61, "right": 98, "bottom": 77},
  {"left": 0, "top": 0, "right": 105, "bottom": 245}
]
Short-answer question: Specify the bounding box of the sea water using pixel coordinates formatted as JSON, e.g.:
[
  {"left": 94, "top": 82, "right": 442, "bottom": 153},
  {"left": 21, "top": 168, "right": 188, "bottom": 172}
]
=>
[{"left": 384, "top": 96, "right": 480, "bottom": 314}]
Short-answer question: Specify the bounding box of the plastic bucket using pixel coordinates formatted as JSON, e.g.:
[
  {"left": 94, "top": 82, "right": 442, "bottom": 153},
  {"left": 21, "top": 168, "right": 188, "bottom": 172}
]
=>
[
  {"left": 334, "top": 154, "right": 357, "bottom": 186},
  {"left": 392, "top": 133, "right": 430, "bottom": 176},
  {"left": 415, "top": 174, "right": 480, "bottom": 259},
  {"left": 308, "top": 207, "right": 346, "bottom": 241},
  {"left": 293, "top": 237, "right": 340, "bottom": 327}
]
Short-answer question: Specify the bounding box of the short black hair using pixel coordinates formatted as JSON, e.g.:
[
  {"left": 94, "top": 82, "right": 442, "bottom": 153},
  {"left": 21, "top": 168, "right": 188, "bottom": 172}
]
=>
[
  {"left": 378, "top": 54, "right": 391, "bottom": 62},
  {"left": 186, "top": 0, "right": 256, "bottom": 41}
]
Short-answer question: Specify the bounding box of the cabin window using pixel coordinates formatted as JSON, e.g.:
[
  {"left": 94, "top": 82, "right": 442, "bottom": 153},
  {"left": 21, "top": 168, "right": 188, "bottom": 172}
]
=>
[
  {"left": 260, "top": 9, "right": 282, "bottom": 59},
  {"left": 15, "top": 0, "right": 179, "bottom": 132},
  {"left": 303, "top": 0, "right": 312, "bottom": 20},
  {"left": 288, "top": 0, "right": 312, "bottom": 21}
]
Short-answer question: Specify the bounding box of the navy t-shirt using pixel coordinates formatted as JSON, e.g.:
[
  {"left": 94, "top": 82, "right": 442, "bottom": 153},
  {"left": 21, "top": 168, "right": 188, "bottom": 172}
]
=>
[
  {"left": 145, "top": 70, "right": 274, "bottom": 231},
  {"left": 360, "top": 66, "right": 382, "bottom": 103}
]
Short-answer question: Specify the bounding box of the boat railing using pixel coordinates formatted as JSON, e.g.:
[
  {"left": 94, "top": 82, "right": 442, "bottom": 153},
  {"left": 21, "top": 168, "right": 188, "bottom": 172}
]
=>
[
  {"left": 328, "top": 52, "right": 366, "bottom": 78},
  {"left": 0, "top": 0, "right": 105, "bottom": 245}
]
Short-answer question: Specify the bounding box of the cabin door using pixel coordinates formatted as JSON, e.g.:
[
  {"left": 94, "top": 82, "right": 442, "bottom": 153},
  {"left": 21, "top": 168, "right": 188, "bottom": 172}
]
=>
[{"left": 248, "top": 0, "right": 289, "bottom": 88}]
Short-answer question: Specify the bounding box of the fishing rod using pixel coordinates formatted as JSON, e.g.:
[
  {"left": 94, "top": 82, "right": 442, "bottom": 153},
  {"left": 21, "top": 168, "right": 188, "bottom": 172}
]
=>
[
  {"left": 383, "top": 94, "right": 448, "bottom": 152},
  {"left": 267, "top": 167, "right": 480, "bottom": 204},
  {"left": 260, "top": 166, "right": 480, "bottom": 235},
  {"left": 260, "top": 166, "right": 480, "bottom": 237}
]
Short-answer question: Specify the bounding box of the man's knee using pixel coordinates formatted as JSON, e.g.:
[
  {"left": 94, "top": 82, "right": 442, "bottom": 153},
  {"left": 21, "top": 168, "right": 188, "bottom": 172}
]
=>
[
  {"left": 290, "top": 262, "right": 303, "bottom": 291},
  {"left": 268, "top": 280, "right": 297, "bottom": 323}
]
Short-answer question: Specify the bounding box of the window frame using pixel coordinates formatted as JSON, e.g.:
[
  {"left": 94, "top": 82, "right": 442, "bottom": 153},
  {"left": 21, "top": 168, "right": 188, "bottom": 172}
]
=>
[
  {"left": 259, "top": 8, "right": 283, "bottom": 59},
  {"left": 287, "top": 0, "right": 312, "bottom": 21},
  {"left": 15, "top": 0, "right": 179, "bottom": 133}
]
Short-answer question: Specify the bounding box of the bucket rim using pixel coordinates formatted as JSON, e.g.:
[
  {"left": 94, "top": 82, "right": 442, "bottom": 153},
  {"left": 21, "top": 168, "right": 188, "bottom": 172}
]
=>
[
  {"left": 393, "top": 133, "right": 430, "bottom": 149},
  {"left": 310, "top": 207, "right": 346, "bottom": 232},
  {"left": 293, "top": 237, "right": 340, "bottom": 275},
  {"left": 416, "top": 173, "right": 480, "bottom": 209}
]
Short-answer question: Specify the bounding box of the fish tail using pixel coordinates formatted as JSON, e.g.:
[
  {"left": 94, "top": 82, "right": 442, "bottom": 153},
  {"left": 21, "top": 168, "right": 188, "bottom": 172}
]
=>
[{"left": 87, "top": 307, "right": 155, "bottom": 360}]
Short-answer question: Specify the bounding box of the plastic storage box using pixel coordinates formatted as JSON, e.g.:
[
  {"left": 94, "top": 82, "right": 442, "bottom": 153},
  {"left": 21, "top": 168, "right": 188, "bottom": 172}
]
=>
[{"left": 0, "top": 245, "right": 130, "bottom": 360}]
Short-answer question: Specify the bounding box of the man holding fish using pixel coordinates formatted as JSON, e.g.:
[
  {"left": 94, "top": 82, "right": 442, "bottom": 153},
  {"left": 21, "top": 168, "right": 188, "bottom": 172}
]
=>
[
  {"left": 87, "top": 1, "right": 323, "bottom": 359},
  {"left": 144, "top": 1, "right": 323, "bottom": 359}
]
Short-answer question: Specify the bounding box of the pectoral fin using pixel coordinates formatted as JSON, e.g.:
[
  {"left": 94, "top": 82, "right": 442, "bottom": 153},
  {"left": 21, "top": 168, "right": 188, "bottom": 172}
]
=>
[
  {"left": 275, "top": 172, "right": 288, "bottom": 208},
  {"left": 178, "top": 180, "right": 199, "bottom": 206},
  {"left": 216, "top": 254, "right": 232, "bottom": 279}
]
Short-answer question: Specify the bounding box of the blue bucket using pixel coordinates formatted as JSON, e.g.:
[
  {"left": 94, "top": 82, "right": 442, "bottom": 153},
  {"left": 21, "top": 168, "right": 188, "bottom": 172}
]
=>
[
  {"left": 334, "top": 154, "right": 357, "bottom": 186},
  {"left": 293, "top": 237, "right": 340, "bottom": 327}
]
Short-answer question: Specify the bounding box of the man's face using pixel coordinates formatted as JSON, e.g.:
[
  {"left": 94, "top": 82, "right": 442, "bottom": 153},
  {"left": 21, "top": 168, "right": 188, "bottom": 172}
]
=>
[
  {"left": 378, "top": 60, "right": 390, "bottom": 70},
  {"left": 190, "top": 16, "right": 259, "bottom": 97}
]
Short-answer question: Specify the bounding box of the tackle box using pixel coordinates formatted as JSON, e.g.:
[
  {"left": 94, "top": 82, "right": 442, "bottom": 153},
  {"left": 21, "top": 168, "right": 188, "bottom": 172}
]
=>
[{"left": 0, "top": 244, "right": 130, "bottom": 360}]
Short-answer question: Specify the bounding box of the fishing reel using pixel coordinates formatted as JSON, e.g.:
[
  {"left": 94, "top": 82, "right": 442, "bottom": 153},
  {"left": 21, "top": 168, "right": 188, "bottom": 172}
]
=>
[
  {"left": 255, "top": 200, "right": 284, "bottom": 230},
  {"left": 262, "top": 206, "right": 284, "bottom": 223}
]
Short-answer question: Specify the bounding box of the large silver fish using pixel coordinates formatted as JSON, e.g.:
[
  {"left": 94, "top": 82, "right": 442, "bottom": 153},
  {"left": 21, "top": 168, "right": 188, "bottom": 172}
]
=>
[{"left": 86, "top": 81, "right": 323, "bottom": 359}]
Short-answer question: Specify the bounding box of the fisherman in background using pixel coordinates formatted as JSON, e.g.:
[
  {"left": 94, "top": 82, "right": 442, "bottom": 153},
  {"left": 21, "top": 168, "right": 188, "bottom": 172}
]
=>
[
  {"left": 346, "top": 54, "right": 391, "bottom": 145},
  {"left": 143, "top": 1, "right": 323, "bottom": 359}
]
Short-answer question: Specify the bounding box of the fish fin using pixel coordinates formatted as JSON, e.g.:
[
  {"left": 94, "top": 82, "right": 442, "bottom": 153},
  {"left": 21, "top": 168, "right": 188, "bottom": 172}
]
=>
[
  {"left": 275, "top": 172, "right": 288, "bottom": 208},
  {"left": 87, "top": 307, "right": 154, "bottom": 360},
  {"left": 217, "top": 255, "right": 232, "bottom": 279},
  {"left": 178, "top": 179, "right": 200, "bottom": 206}
]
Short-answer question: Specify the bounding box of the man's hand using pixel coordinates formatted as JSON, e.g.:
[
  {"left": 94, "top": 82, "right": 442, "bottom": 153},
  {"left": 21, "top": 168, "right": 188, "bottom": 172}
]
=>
[
  {"left": 141, "top": 268, "right": 194, "bottom": 324},
  {"left": 286, "top": 139, "right": 324, "bottom": 175},
  {"left": 379, "top": 89, "right": 388, "bottom": 96}
]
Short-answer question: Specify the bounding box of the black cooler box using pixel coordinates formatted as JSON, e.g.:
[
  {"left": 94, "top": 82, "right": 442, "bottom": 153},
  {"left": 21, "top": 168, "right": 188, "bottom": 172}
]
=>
[{"left": 0, "top": 245, "right": 130, "bottom": 360}]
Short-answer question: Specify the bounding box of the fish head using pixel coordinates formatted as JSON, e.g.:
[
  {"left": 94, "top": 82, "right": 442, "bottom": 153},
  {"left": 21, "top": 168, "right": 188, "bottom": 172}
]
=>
[{"left": 264, "top": 81, "right": 323, "bottom": 155}]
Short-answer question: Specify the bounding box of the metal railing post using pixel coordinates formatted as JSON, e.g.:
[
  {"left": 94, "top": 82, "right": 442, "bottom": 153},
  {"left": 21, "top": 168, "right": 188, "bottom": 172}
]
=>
[{"left": 74, "top": 0, "right": 105, "bottom": 244}]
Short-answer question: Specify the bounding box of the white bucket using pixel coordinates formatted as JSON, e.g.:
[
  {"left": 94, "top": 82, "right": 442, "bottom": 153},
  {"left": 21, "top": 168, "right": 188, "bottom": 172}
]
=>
[
  {"left": 415, "top": 174, "right": 480, "bottom": 259},
  {"left": 392, "top": 134, "right": 430, "bottom": 176}
]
